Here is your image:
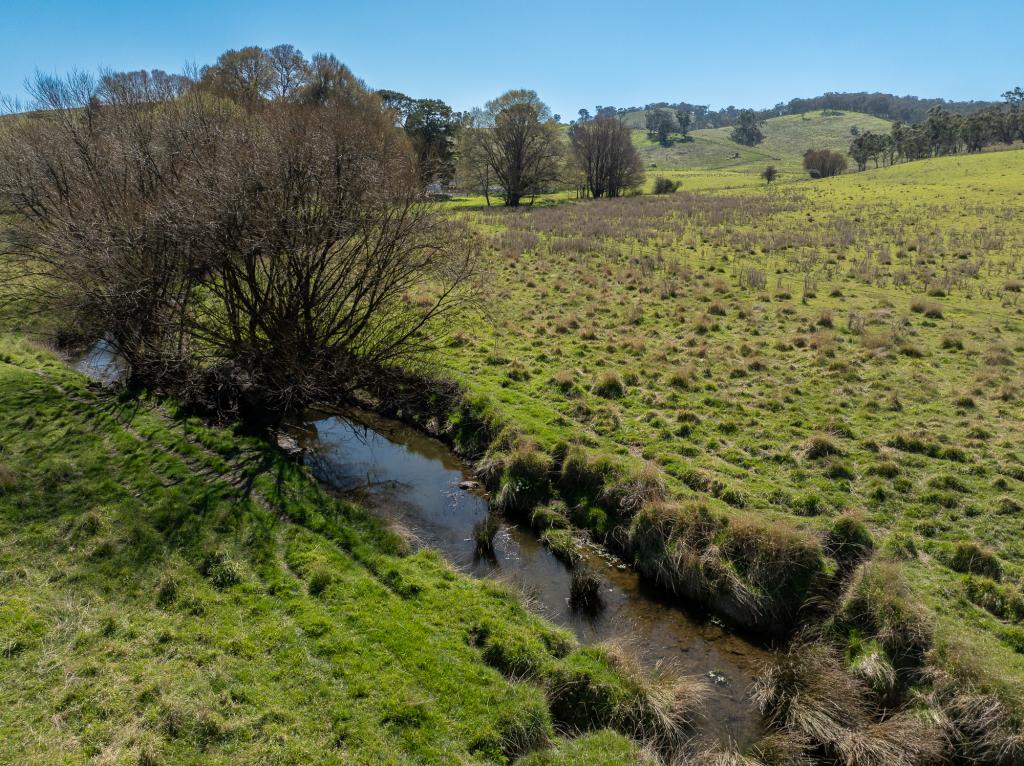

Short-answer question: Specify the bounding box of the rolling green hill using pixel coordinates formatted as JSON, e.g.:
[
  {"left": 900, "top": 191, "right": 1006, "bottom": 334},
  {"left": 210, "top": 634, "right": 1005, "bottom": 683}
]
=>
[{"left": 633, "top": 110, "right": 892, "bottom": 175}]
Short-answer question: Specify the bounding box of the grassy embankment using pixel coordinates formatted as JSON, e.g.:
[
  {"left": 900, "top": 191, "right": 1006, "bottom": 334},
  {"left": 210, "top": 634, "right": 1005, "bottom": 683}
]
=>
[
  {"left": 432, "top": 149, "right": 1024, "bottom": 720},
  {"left": 0, "top": 333, "right": 706, "bottom": 765}
]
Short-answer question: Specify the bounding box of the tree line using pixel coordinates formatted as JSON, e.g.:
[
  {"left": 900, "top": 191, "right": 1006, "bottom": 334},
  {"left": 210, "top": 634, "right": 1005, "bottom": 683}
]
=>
[
  {"left": 847, "top": 89, "right": 1023, "bottom": 171},
  {"left": 0, "top": 45, "right": 657, "bottom": 414},
  {"left": 629, "top": 90, "right": 1003, "bottom": 130}
]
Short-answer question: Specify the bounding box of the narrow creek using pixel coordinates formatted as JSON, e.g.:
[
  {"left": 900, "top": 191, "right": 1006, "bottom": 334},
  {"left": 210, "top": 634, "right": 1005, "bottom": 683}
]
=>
[
  {"left": 73, "top": 343, "right": 773, "bottom": 744},
  {"left": 288, "top": 408, "right": 773, "bottom": 745}
]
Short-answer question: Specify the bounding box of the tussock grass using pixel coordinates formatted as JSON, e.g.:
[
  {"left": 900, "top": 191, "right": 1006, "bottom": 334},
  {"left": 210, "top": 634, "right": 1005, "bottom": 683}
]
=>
[
  {"left": 593, "top": 370, "right": 626, "bottom": 398},
  {"left": 540, "top": 528, "right": 582, "bottom": 566},
  {"left": 754, "top": 644, "right": 946, "bottom": 766},
  {"left": 569, "top": 566, "right": 603, "bottom": 612},
  {"left": 547, "top": 642, "right": 708, "bottom": 752},
  {"left": 837, "top": 560, "right": 933, "bottom": 660},
  {"left": 494, "top": 441, "right": 553, "bottom": 515},
  {"left": 473, "top": 512, "right": 502, "bottom": 557},
  {"left": 627, "top": 501, "right": 826, "bottom": 631},
  {"left": 949, "top": 541, "right": 1002, "bottom": 580}
]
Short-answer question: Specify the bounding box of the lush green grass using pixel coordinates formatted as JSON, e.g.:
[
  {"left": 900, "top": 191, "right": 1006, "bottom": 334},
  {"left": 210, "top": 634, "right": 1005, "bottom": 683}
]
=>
[
  {"left": 634, "top": 110, "right": 893, "bottom": 176},
  {"left": 443, "top": 149, "right": 1024, "bottom": 700},
  {"left": 0, "top": 335, "right": 654, "bottom": 764}
]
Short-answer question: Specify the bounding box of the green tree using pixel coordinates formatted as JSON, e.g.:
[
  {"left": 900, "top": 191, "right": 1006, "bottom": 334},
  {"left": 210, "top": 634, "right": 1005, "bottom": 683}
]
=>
[
  {"left": 645, "top": 109, "right": 677, "bottom": 144},
  {"left": 674, "top": 107, "right": 692, "bottom": 137},
  {"left": 730, "top": 110, "right": 765, "bottom": 146}
]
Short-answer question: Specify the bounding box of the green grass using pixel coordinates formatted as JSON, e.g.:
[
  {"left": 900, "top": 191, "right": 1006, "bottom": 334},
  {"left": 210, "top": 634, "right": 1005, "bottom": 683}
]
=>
[
  {"left": 441, "top": 148, "right": 1024, "bottom": 698},
  {"left": 0, "top": 335, "right": 651, "bottom": 764},
  {"left": 634, "top": 110, "right": 893, "bottom": 176}
]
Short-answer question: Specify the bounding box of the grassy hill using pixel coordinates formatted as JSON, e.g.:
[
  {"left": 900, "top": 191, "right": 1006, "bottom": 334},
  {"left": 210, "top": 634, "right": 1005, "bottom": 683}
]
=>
[
  {"left": 0, "top": 335, "right": 666, "bottom": 765},
  {"left": 632, "top": 110, "right": 892, "bottom": 175},
  {"left": 446, "top": 149, "right": 1024, "bottom": 734}
]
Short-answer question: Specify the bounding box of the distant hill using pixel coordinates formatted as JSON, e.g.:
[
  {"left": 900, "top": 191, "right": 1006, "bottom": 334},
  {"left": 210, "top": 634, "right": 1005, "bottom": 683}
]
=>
[
  {"left": 616, "top": 91, "right": 1001, "bottom": 129},
  {"left": 634, "top": 110, "right": 892, "bottom": 174}
]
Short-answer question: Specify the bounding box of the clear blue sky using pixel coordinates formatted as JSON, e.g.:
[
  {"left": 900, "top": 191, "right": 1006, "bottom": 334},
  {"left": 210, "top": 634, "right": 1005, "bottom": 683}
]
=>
[{"left": 3, "top": 0, "right": 1020, "bottom": 117}]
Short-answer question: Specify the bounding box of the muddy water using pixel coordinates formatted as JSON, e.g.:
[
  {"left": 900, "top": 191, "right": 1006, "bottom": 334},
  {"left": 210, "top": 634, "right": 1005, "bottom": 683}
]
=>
[{"left": 290, "top": 409, "right": 773, "bottom": 744}]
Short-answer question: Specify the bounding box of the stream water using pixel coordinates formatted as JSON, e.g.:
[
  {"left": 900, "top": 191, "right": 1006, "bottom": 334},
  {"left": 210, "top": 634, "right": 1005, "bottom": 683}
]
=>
[
  {"left": 72, "top": 342, "right": 772, "bottom": 744},
  {"left": 289, "top": 409, "right": 773, "bottom": 744}
]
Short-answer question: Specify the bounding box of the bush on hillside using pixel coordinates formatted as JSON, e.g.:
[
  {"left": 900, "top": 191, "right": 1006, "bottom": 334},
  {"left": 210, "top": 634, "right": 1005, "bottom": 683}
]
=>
[{"left": 652, "top": 177, "right": 680, "bottom": 194}]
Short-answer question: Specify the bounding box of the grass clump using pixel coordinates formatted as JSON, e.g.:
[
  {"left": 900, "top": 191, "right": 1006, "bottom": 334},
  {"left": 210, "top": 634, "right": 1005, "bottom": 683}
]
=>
[
  {"left": 546, "top": 643, "right": 707, "bottom": 752},
  {"left": 804, "top": 433, "right": 842, "bottom": 460},
  {"left": 530, "top": 500, "right": 571, "bottom": 531},
  {"left": 593, "top": 370, "right": 626, "bottom": 398},
  {"left": 837, "top": 560, "right": 933, "bottom": 660},
  {"left": 569, "top": 566, "right": 603, "bottom": 612},
  {"left": 540, "top": 528, "right": 582, "bottom": 566},
  {"left": 754, "top": 644, "right": 946, "bottom": 766},
  {"left": 825, "top": 514, "right": 874, "bottom": 566},
  {"left": 493, "top": 442, "right": 552, "bottom": 516},
  {"left": 627, "top": 502, "right": 826, "bottom": 631},
  {"left": 949, "top": 541, "right": 1002, "bottom": 580},
  {"left": 473, "top": 512, "right": 503, "bottom": 557},
  {"left": 963, "top": 576, "right": 1024, "bottom": 623},
  {"left": 198, "top": 549, "right": 242, "bottom": 589}
]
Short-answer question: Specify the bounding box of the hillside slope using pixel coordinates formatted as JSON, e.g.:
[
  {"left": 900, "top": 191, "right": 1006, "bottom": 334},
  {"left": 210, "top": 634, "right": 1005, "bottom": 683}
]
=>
[
  {"left": 634, "top": 110, "right": 892, "bottom": 174},
  {"left": 0, "top": 336, "right": 649, "bottom": 765}
]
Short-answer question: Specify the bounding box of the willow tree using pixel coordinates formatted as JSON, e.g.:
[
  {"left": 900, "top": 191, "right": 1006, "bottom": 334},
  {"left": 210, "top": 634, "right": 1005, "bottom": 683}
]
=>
[
  {"left": 473, "top": 90, "right": 562, "bottom": 207},
  {"left": 0, "top": 60, "right": 479, "bottom": 410},
  {"left": 569, "top": 115, "right": 644, "bottom": 198}
]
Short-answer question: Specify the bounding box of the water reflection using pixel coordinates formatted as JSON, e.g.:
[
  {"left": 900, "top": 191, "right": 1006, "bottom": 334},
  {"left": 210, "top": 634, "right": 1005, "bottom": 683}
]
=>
[{"left": 293, "top": 409, "right": 773, "bottom": 744}]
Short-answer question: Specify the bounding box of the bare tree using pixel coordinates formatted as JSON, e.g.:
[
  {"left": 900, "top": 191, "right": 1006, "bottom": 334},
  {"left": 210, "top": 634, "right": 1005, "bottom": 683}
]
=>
[
  {"left": 455, "top": 109, "right": 495, "bottom": 205},
  {"left": 0, "top": 71, "right": 224, "bottom": 380},
  {"left": 267, "top": 44, "right": 309, "bottom": 100},
  {"left": 474, "top": 90, "right": 563, "bottom": 207},
  {"left": 0, "top": 66, "right": 479, "bottom": 410},
  {"left": 569, "top": 115, "right": 644, "bottom": 198},
  {"left": 189, "top": 98, "right": 479, "bottom": 407}
]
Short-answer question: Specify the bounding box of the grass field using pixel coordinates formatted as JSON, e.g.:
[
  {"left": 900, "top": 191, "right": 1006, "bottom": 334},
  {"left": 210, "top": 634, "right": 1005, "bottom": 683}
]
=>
[
  {"left": 4, "top": 124, "right": 1024, "bottom": 764},
  {"left": 0, "top": 335, "right": 680, "bottom": 765},
  {"left": 631, "top": 110, "right": 893, "bottom": 176},
  {"left": 442, "top": 149, "right": 1024, "bottom": 711}
]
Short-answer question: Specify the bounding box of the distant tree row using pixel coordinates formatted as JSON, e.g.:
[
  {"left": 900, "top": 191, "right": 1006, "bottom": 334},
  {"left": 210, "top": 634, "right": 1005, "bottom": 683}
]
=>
[
  {"left": 101, "top": 46, "right": 641, "bottom": 205},
  {"left": 783, "top": 91, "right": 1001, "bottom": 123},
  {"left": 622, "top": 90, "right": 1005, "bottom": 132},
  {"left": 847, "top": 89, "right": 1023, "bottom": 171}
]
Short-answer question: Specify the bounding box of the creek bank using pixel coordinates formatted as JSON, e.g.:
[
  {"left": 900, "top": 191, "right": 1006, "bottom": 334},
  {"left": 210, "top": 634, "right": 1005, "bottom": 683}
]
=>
[
  {"left": 286, "top": 407, "right": 774, "bottom": 745},
  {"left": 357, "top": 376, "right": 837, "bottom": 636}
]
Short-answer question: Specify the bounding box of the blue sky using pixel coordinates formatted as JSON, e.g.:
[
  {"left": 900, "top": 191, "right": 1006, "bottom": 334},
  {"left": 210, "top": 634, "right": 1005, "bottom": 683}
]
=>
[{"left": 2, "top": 1, "right": 1020, "bottom": 117}]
